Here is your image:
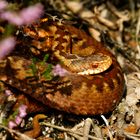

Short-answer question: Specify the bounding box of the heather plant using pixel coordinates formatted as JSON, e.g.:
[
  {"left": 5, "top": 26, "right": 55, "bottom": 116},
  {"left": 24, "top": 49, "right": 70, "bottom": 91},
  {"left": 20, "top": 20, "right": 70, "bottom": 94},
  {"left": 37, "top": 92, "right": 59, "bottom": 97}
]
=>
[
  {"left": 0, "top": 0, "right": 44, "bottom": 59},
  {"left": 0, "top": 0, "right": 44, "bottom": 129}
]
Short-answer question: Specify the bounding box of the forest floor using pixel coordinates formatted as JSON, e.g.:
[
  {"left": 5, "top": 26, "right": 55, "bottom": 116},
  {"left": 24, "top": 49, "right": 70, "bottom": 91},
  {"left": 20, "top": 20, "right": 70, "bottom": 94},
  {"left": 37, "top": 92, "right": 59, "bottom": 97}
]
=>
[{"left": 0, "top": 0, "right": 140, "bottom": 140}]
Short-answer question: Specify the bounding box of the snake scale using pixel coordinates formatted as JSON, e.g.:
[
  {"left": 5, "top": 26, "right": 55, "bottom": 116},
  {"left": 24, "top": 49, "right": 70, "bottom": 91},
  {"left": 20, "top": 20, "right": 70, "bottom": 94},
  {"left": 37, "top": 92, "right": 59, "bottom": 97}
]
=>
[{"left": 0, "top": 18, "right": 125, "bottom": 115}]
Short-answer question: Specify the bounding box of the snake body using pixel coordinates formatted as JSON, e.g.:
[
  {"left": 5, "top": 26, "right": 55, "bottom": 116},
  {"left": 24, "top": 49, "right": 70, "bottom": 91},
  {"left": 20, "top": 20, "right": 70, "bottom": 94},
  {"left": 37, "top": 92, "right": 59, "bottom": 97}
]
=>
[{"left": 0, "top": 18, "right": 125, "bottom": 115}]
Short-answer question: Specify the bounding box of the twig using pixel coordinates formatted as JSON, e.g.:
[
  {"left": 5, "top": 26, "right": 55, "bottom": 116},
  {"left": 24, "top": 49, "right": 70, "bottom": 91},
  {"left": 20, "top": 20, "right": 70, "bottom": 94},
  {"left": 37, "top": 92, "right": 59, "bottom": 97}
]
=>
[
  {"left": 106, "top": 1, "right": 130, "bottom": 45},
  {"left": 94, "top": 6, "right": 118, "bottom": 30},
  {"left": 0, "top": 124, "right": 33, "bottom": 140},
  {"left": 135, "top": 8, "right": 140, "bottom": 59},
  {"left": 123, "top": 131, "right": 140, "bottom": 140},
  {"left": 116, "top": 44, "right": 140, "bottom": 71},
  {"left": 101, "top": 115, "right": 113, "bottom": 140},
  {"left": 106, "top": 1, "right": 130, "bottom": 20},
  {"left": 41, "top": 122, "right": 103, "bottom": 140},
  {"left": 83, "top": 118, "right": 93, "bottom": 140}
]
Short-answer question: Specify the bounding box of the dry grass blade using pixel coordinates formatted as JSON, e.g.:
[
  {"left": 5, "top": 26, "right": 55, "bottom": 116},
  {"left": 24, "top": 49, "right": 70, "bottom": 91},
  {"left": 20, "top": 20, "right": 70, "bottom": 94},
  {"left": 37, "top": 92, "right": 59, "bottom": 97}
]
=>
[
  {"left": 41, "top": 121, "right": 103, "bottom": 140},
  {"left": 0, "top": 124, "right": 33, "bottom": 140}
]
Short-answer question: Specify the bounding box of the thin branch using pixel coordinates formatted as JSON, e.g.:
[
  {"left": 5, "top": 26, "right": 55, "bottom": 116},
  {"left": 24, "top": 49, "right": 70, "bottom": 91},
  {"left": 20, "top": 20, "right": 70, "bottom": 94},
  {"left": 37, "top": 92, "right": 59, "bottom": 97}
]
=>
[
  {"left": 41, "top": 122, "right": 103, "bottom": 140},
  {"left": 0, "top": 124, "right": 33, "bottom": 140}
]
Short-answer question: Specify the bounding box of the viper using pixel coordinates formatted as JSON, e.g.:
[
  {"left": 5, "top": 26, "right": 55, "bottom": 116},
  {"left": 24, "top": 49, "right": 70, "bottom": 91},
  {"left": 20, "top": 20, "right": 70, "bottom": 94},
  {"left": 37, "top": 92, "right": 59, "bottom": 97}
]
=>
[{"left": 0, "top": 18, "right": 125, "bottom": 115}]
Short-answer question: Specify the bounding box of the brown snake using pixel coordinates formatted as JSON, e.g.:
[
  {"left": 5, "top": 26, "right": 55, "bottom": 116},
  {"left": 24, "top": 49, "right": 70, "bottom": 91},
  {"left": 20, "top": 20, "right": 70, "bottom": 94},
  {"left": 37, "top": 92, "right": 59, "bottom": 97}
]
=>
[{"left": 0, "top": 18, "right": 125, "bottom": 115}]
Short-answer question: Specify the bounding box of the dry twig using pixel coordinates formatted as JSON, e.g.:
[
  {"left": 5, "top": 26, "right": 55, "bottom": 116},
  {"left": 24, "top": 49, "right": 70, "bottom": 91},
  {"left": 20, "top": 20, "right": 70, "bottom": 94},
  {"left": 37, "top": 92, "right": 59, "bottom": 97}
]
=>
[{"left": 41, "top": 119, "right": 103, "bottom": 140}]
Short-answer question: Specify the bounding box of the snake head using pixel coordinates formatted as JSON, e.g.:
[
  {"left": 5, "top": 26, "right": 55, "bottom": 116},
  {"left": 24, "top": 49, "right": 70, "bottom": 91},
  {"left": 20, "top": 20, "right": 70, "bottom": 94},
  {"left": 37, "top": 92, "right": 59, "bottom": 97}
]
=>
[
  {"left": 54, "top": 50, "right": 112, "bottom": 75},
  {"left": 77, "top": 53, "right": 112, "bottom": 75}
]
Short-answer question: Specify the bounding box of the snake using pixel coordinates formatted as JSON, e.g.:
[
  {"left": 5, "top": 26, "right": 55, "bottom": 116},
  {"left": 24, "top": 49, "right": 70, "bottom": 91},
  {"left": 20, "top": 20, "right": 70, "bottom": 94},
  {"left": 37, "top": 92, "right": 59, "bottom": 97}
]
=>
[{"left": 0, "top": 18, "right": 125, "bottom": 115}]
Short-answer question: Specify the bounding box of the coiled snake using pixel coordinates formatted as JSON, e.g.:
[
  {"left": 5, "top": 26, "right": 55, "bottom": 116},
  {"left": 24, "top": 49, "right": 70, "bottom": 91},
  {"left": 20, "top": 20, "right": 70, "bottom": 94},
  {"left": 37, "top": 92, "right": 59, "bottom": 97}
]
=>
[{"left": 0, "top": 18, "right": 125, "bottom": 115}]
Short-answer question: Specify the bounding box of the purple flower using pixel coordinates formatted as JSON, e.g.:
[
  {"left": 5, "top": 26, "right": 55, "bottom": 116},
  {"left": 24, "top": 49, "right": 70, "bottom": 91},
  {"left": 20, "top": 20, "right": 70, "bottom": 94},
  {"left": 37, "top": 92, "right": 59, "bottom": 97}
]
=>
[
  {"left": 20, "top": 3, "right": 43, "bottom": 25},
  {"left": 1, "top": 11, "right": 24, "bottom": 25},
  {"left": 0, "top": 0, "right": 8, "bottom": 11},
  {"left": 8, "top": 104, "right": 27, "bottom": 129},
  {"left": 52, "top": 64, "right": 68, "bottom": 77},
  {"left": 18, "top": 104, "right": 27, "bottom": 118},
  {"left": 0, "top": 37, "right": 16, "bottom": 60},
  {"left": 15, "top": 116, "right": 22, "bottom": 125},
  {"left": 8, "top": 121, "right": 17, "bottom": 129},
  {"left": 5, "top": 90, "right": 13, "bottom": 96},
  {"left": 0, "top": 3, "right": 43, "bottom": 25}
]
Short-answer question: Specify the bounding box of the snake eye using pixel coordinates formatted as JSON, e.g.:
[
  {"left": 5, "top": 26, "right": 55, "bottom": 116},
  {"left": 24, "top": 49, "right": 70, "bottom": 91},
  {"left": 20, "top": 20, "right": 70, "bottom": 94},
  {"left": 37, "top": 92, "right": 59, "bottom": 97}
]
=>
[{"left": 91, "top": 64, "right": 98, "bottom": 69}]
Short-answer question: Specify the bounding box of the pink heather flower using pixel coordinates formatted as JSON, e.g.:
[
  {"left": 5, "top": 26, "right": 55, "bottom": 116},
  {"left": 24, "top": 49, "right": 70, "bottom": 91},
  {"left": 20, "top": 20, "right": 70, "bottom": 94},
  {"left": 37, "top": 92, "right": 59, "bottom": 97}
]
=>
[
  {"left": 0, "top": 3, "right": 43, "bottom": 25},
  {"left": 1, "top": 11, "right": 24, "bottom": 25},
  {"left": 0, "top": 0, "right": 8, "bottom": 11},
  {"left": 15, "top": 116, "right": 22, "bottom": 125},
  {"left": 8, "top": 121, "right": 17, "bottom": 129},
  {"left": 5, "top": 90, "right": 13, "bottom": 96},
  {"left": 8, "top": 104, "right": 27, "bottom": 129},
  {"left": 18, "top": 104, "right": 27, "bottom": 118},
  {"left": 20, "top": 3, "right": 43, "bottom": 25},
  {"left": 0, "top": 37, "right": 16, "bottom": 60},
  {"left": 52, "top": 64, "right": 68, "bottom": 77}
]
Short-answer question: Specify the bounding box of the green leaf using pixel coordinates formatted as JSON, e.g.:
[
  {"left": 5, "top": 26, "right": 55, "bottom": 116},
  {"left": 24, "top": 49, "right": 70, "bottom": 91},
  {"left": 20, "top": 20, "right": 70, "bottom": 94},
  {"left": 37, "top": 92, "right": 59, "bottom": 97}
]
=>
[
  {"left": 43, "top": 54, "right": 49, "bottom": 62},
  {"left": 42, "top": 64, "right": 53, "bottom": 80},
  {"left": 40, "top": 54, "right": 49, "bottom": 66},
  {"left": 29, "top": 57, "right": 38, "bottom": 76},
  {"left": 3, "top": 24, "right": 15, "bottom": 37}
]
